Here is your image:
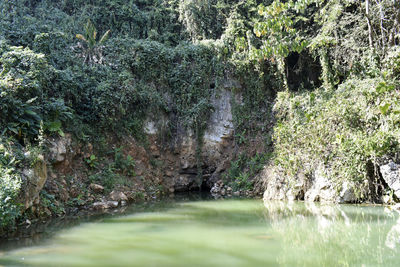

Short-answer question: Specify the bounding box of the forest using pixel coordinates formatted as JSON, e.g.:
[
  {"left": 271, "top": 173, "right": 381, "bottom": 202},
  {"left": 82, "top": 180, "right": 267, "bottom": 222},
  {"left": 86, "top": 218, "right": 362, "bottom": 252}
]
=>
[{"left": 1, "top": 0, "right": 400, "bottom": 233}]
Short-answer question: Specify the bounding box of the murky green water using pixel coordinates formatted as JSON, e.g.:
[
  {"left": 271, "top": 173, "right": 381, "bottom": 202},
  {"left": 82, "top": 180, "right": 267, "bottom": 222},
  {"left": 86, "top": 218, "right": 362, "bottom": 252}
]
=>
[{"left": 1, "top": 198, "right": 400, "bottom": 266}]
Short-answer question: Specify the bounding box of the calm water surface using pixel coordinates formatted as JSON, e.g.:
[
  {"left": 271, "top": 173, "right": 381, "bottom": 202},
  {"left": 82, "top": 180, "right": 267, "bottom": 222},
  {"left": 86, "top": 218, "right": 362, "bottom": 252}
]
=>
[{"left": 1, "top": 197, "right": 400, "bottom": 266}]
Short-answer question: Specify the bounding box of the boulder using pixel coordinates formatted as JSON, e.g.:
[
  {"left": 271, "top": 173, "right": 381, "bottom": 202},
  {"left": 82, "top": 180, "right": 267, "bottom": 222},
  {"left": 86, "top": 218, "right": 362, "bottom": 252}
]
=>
[
  {"left": 107, "top": 201, "right": 119, "bottom": 208},
  {"left": 109, "top": 190, "right": 128, "bottom": 202},
  {"left": 380, "top": 161, "right": 400, "bottom": 198},
  {"left": 261, "top": 167, "right": 290, "bottom": 201},
  {"left": 210, "top": 180, "right": 223, "bottom": 196},
  {"left": 90, "top": 183, "right": 104, "bottom": 193},
  {"left": 220, "top": 188, "right": 226, "bottom": 196},
  {"left": 47, "top": 134, "right": 71, "bottom": 163},
  {"left": 304, "top": 165, "right": 336, "bottom": 202},
  {"left": 338, "top": 181, "right": 356, "bottom": 203},
  {"left": 93, "top": 202, "right": 108, "bottom": 210},
  {"left": 93, "top": 200, "right": 119, "bottom": 210}
]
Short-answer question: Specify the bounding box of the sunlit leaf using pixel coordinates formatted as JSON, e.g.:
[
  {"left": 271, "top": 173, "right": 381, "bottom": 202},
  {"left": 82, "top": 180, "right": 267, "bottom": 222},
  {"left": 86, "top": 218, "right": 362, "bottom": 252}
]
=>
[{"left": 379, "top": 103, "right": 391, "bottom": 115}]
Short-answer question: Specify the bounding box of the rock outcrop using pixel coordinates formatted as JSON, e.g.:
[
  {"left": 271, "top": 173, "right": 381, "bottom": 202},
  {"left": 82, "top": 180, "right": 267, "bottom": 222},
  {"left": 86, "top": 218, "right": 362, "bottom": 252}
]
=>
[
  {"left": 262, "top": 166, "right": 291, "bottom": 201},
  {"left": 144, "top": 85, "right": 240, "bottom": 193},
  {"left": 261, "top": 164, "right": 358, "bottom": 203},
  {"left": 109, "top": 190, "right": 128, "bottom": 203},
  {"left": 17, "top": 79, "right": 248, "bottom": 218},
  {"left": 380, "top": 161, "right": 400, "bottom": 198},
  {"left": 20, "top": 155, "right": 47, "bottom": 211},
  {"left": 47, "top": 134, "right": 72, "bottom": 164}
]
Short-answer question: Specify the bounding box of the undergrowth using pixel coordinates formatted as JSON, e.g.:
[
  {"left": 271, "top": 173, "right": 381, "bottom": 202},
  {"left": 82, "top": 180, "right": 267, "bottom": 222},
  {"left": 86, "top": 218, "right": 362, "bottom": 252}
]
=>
[{"left": 272, "top": 73, "right": 400, "bottom": 198}]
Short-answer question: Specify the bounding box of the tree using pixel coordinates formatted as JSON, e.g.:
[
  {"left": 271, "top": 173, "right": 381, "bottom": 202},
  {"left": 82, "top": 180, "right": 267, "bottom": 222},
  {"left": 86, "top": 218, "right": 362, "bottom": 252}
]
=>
[
  {"left": 76, "top": 19, "right": 110, "bottom": 64},
  {"left": 253, "top": 0, "right": 310, "bottom": 90}
]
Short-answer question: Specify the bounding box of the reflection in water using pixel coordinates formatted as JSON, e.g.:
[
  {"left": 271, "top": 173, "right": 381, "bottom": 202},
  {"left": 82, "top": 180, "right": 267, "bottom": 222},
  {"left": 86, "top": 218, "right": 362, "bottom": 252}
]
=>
[
  {"left": 264, "top": 200, "right": 399, "bottom": 266},
  {"left": 1, "top": 199, "right": 400, "bottom": 266},
  {"left": 385, "top": 215, "right": 400, "bottom": 250}
]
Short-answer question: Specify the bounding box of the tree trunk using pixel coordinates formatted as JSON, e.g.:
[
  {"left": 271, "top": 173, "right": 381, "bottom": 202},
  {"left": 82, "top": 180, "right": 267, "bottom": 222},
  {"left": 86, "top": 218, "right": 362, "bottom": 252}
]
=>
[
  {"left": 277, "top": 57, "right": 289, "bottom": 91},
  {"left": 375, "top": 0, "right": 386, "bottom": 53},
  {"left": 365, "top": 0, "right": 374, "bottom": 48}
]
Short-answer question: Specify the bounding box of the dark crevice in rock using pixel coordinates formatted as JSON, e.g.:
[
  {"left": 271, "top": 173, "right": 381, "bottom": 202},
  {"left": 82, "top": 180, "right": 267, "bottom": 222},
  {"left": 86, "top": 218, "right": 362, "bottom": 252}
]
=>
[
  {"left": 368, "top": 161, "right": 386, "bottom": 203},
  {"left": 200, "top": 179, "right": 212, "bottom": 192},
  {"left": 286, "top": 51, "right": 322, "bottom": 91}
]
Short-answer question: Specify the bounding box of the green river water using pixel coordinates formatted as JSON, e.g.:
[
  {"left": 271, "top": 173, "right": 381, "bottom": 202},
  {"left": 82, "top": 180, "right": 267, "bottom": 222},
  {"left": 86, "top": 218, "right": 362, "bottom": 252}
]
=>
[{"left": 1, "top": 196, "right": 400, "bottom": 266}]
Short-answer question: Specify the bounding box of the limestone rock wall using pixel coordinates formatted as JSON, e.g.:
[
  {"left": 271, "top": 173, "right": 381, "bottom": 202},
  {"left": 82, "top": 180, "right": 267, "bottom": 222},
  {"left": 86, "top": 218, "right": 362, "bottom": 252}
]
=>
[
  {"left": 260, "top": 164, "right": 359, "bottom": 204},
  {"left": 19, "top": 155, "right": 47, "bottom": 211},
  {"left": 380, "top": 161, "right": 400, "bottom": 199},
  {"left": 143, "top": 85, "right": 240, "bottom": 193},
  {"left": 20, "top": 81, "right": 242, "bottom": 215}
]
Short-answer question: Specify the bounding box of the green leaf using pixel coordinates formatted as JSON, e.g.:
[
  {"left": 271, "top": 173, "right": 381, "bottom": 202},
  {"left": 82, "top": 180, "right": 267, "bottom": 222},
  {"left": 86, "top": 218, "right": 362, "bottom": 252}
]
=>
[
  {"left": 305, "top": 112, "right": 312, "bottom": 122},
  {"left": 310, "top": 92, "right": 316, "bottom": 103},
  {"left": 45, "top": 120, "right": 62, "bottom": 132},
  {"left": 376, "top": 82, "right": 395, "bottom": 94},
  {"left": 24, "top": 110, "right": 37, "bottom": 116},
  {"left": 99, "top": 30, "right": 110, "bottom": 45},
  {"left": 7, "top": 127, "right": 18, "bottom": 134},
  {"left": 379, "top": 103, "right": 391, "bottom": 115},
  {"left": 26, "top": 97, "right": 37, "bottom": 104},
  {"left": 57, "top": 129, "right": 65, "bottom": 137}
]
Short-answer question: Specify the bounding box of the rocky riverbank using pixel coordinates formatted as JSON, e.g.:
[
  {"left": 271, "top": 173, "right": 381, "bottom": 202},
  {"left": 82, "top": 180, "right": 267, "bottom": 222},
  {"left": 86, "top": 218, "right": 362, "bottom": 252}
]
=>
[{"left": 4, "top": 84, "right": 263, "bottom": 235}]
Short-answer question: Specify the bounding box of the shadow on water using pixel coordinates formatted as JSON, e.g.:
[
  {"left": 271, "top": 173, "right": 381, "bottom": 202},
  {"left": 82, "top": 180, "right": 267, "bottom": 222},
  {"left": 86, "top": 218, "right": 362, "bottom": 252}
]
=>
[
  {"left": 0, "top": 192, "right": 213, "bottom": 252},
  {"left": 104, "top": 203, "right": 267, "bottom": 227}
]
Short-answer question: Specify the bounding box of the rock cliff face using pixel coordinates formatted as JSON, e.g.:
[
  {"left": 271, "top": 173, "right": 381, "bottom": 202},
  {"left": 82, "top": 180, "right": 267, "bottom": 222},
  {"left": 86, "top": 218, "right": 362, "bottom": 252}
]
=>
[
  {"left": 144, "top": 87, "right": 239, "bottom": 193},
  {"left": 19, "top": 83, "right": 242, "bottom": 216},
  {"left": 28, "top": 77, "right": 393, "bottom": 211},
  {"left": 19, "top": 155, "right": 47, "bottom": 211},
  {"left": 380, "top": 161, "right": 400, "bottom": 199},
  {"left": 19, "top": 82, "right": 400, "bottom": 214},
  {"left": 21, "top": 80, "right": 399, "bottom": 211},
  {"left": 260, "top": 164, "right": 359, "bottom": 203}
]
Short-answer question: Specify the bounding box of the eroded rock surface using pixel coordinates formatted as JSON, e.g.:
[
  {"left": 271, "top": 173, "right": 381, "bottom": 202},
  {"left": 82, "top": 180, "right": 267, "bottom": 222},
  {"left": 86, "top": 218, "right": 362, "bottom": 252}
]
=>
[
  {"left": 262, "top": 167, "right": 290, "bottom": 201},
  {"left": 261, "top": 164, "right": 357, "bottom": 203},
  {"left": 20, "top": 155, "right": 47, "bottom": 211},
  {"left": 109, "top": 190, "right": 128, "bottom": 202},
  {"left": 380, "top": 161, "right": 400, "bottom": 198},
  {"left": 304, "top": 166, "right": 336, "bottom": 202},
  {"left": 144, "top": 86, "right": 239, "bottom": 192},
  {"left": 47, "top": 134, "right": 72, "bottom": 163}
]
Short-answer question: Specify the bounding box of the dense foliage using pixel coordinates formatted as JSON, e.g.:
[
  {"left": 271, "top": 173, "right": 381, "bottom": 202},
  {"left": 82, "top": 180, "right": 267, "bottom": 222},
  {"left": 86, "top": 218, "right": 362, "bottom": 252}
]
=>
[
  {"left": 0, "top": 140, "right": 22, "bottom": 230},
  {"left": 273, "top": 77, "right": 400, "bottom": 197},
  {"left": 1, "top": 0, "right": 400, "bottom": 229},
  {"left": 0, "top": 0, "right": 270, "bottom": 229},
  {"left": 267, "top": 0, "right": 400, "bottom": 200}
]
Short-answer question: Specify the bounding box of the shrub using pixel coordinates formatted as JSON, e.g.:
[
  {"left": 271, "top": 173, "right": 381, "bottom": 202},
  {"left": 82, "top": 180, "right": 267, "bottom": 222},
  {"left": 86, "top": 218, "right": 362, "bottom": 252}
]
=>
[
  {"left": 224, "top": 153, "right": 270, "bottom": 191},
  {"left": 89, "top": 167, "right": 132, "bottom": 194},
  {"left": 272, "top": 76, "right": 400, "bottom": 198},
  {"left": 0, "top": 43, "right": 73, "bottom": 141},
  {"left": 0, "top": 141, "right": 22, "bottom": 229}
]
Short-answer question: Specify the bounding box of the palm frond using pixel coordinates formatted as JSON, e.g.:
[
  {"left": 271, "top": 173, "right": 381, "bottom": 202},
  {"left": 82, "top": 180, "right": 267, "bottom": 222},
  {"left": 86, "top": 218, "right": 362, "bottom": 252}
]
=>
[{"left": 99, "top": 30, "right": 110, "bottom": 44}]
